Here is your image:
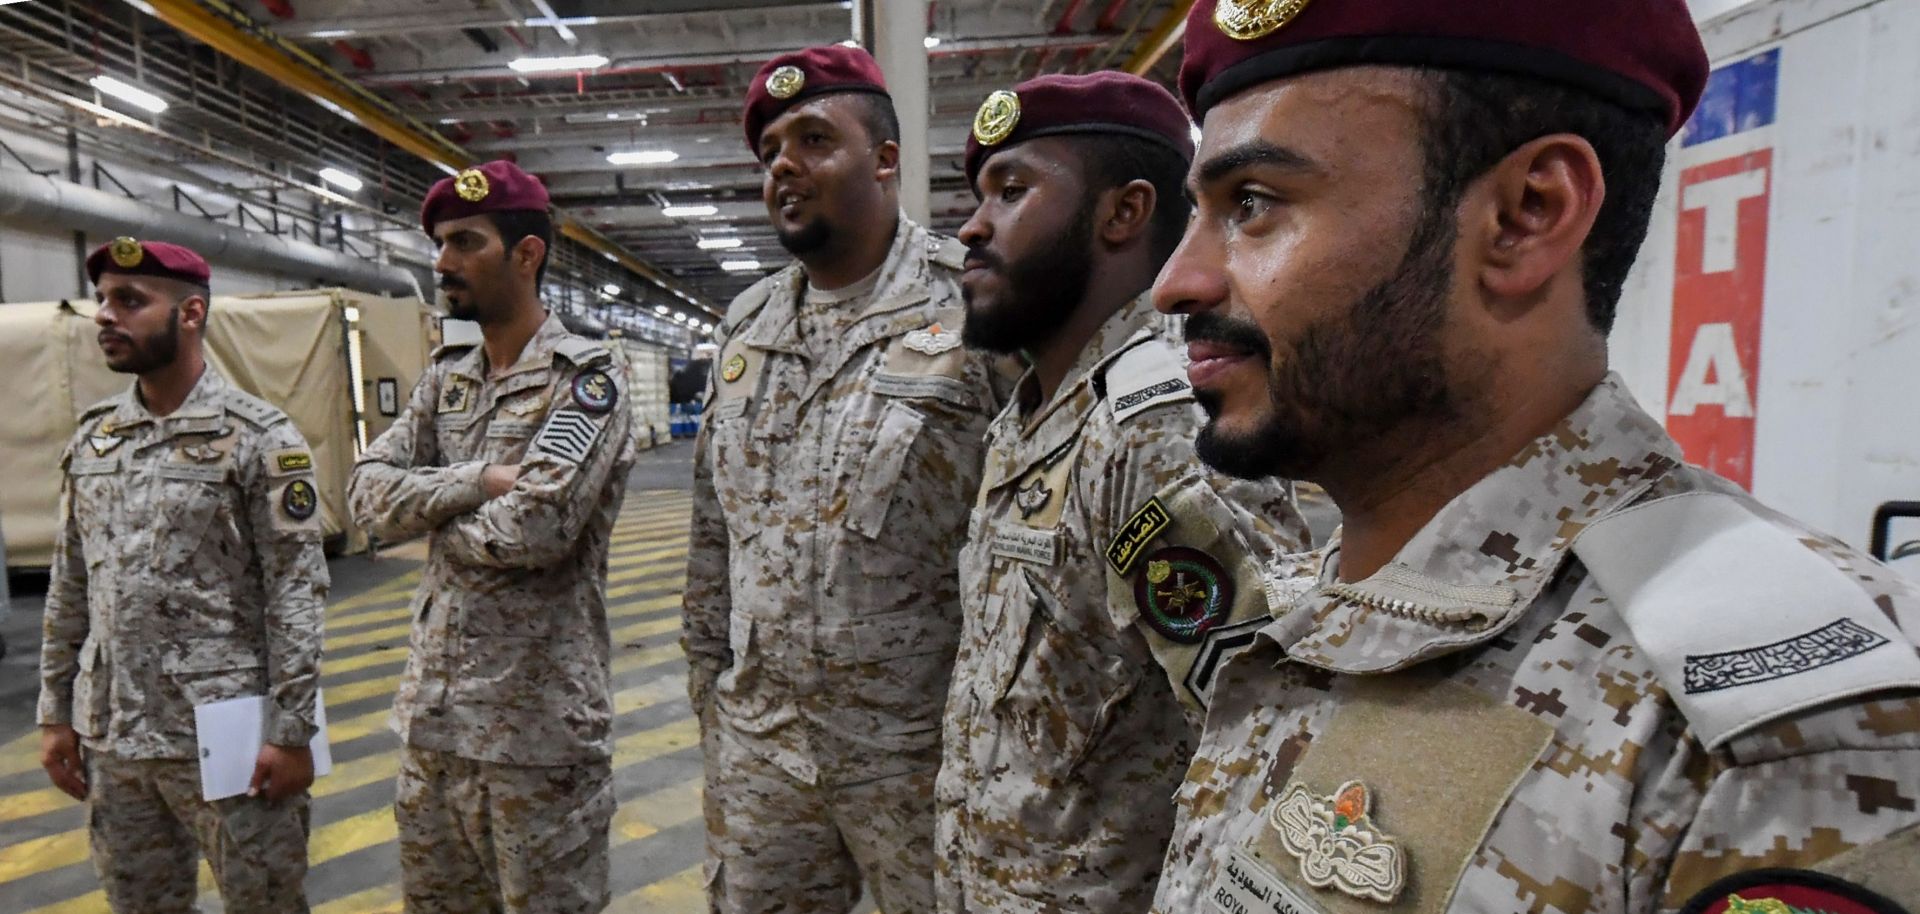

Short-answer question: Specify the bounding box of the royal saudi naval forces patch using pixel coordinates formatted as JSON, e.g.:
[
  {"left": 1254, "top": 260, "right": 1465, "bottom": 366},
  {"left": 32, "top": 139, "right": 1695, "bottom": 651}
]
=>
[
  {"left": 282, "top": 479, "right": 318, "bottom": 521},
  {"left": 571, "top": 370, "right": 618, "bottom": 413},
  {"left": 1677, "top": 869, "right": 1908, "bottom": 914},
  {"left": 1133, "top": 546, "right": 1233, "bottom": 644}
]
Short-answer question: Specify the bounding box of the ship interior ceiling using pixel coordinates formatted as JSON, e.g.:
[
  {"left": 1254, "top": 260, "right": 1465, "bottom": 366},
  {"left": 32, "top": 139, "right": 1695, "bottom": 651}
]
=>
[{"left": 0, "top": 0, "right": 1190, "bottom": 334}]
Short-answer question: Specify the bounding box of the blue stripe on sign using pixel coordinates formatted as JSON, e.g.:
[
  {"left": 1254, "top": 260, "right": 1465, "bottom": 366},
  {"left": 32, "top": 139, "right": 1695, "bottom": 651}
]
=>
[{"left": 1681, "top": 49, "right": 1780, "bottom": 148}]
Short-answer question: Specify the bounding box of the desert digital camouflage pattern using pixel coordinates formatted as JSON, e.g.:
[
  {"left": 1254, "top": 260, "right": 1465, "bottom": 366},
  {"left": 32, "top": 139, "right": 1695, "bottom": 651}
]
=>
[
  {"left": 349, "top": 310, "right": 633, "bottom": 913},
  {"left": 936, "top": 298, "right": 1310, "bottom": 913},
  {"left": 85, "top": 753, "right": 311, "bottom": 913},
  {"left": 393, "top": 747, "right": 615, "bottom": 914},
  {"left": 683, "top": 217, "right": 1002, "bottom": 912},
  {"left": 37, "top": 368, "right": 327, "bottom": 910},
  {"left": 1154, "top": 375, "right": 1920, "bottom": 914}
]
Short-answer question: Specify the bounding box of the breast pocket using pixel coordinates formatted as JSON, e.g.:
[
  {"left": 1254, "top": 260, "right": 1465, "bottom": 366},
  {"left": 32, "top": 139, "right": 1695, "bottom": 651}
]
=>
[
  {"left": 993, "top": 567, "right": 1141, "bottom": 773},
  {"left": 153, "top": 463, "right": 232, "bottom": 571},
  {"left": 706, "top": 402, "right": 770, "bottom": 544},
  {"left": 846, "top": 400, "right": 926, "bottom": 539}
]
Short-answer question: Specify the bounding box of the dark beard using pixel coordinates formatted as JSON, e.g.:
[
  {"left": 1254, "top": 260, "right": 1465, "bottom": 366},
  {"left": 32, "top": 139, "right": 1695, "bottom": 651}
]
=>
[
  {"left": 960, "top": 195, "right": 1096, "bottom": 354},
  {"left": 1192, "top": 209, "right": 1458, "bottom": 480},
  {"left": 776, "top": 217, "right": 832, "bottom": 256},
  {"left": 105, "top": 306, "right": 180, "bottom": 374}
]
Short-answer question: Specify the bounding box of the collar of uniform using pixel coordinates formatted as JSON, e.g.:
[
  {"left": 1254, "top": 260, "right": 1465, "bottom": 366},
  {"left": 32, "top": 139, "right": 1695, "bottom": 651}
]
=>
[
  {"left": 112, "top": 367, "right": 230, "bottom": 438},
  {"left": 1272, "top": 374, "right": 1684, "bottom": 674},
  {"left": 982, "top": 296, "right": 1160, "bottom": 494},
  {"left": 491, "top": 310, "right": 570, "bottom": 378}
]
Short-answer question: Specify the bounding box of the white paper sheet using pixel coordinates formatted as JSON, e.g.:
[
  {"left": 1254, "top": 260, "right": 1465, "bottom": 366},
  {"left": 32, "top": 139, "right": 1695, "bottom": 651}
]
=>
[{"left": 193, "top": 689, "right": 333, "bottom": 802}]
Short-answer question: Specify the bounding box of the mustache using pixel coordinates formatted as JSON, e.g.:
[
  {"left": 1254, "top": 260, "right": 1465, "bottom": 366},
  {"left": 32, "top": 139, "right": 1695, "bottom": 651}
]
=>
[
  {"left": 1184, "top": 311, "right": 1271, "bottom": 358},
  {"left": 437, "top": 274, "right": 466, "bottom": 291},
  {"left": 97, "top": 331, "right": 132, "bottom": 346},
  {"left": 964, "top": 244, "right": 1003, "bottom": 272}
]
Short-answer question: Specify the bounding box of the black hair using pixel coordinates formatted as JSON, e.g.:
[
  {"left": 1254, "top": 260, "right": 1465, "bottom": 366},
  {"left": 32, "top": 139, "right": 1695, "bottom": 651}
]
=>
[
  {"left": 846, "top": 91, "right": 901, "bottom": 148},
  {"left": 1416, "top": 69, "right": 1669, "bottom": 333},
  {"left": 484, "top": 208, "right": 554, "bottom": 288},
  {"left": 1062, "top": 133, "right": 1194, "bottom": 266}
]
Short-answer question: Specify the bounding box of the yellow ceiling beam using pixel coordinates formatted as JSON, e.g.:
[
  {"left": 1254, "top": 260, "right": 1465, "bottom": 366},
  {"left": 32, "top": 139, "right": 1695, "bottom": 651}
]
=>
[
  {"left": 1124, "top": 0, "right": 1194, "bottom": 76},
  {"left": 139, "top": 0, "right": 719, "bottom": 319}
]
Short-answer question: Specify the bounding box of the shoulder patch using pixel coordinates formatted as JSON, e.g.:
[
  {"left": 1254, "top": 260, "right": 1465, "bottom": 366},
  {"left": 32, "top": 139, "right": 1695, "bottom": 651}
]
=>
[
  {"left": 1107, "top": 496, "right": 1173, "bottom": 575},
  {"left": 1677, "top": 868, "right": 1908, "bottom": 914},
  {"left": 224, "top": 394, "right": 287, "bottom": 430},
  {"left": 1574, "top": 491, "right": 1920, "bottom": 750},
  {"left": 1103, "top": 338, "right": 1193, "bottom": 423}
]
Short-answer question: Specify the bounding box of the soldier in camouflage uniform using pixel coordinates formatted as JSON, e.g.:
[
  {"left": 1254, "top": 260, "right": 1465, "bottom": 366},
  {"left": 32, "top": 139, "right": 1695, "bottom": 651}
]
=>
[
  {"left": 1148, "top": 2, "right": 1920, "bottom": 913},
  {"left": 349, "top": 160, "right": 634, "bottom": 914},
  {"left": 38, "top": 238, "right": 327, "bottom": 914},
  {"left": 682, "top": 46, "right": 1004, "bottom": 914},
  {"left": 936, "top": 72, "right": 1311, "bottom": 913}
]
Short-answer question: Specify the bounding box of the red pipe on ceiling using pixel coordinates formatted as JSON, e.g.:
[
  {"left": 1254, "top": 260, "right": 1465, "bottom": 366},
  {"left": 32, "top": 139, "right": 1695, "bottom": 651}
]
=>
[
  {"left": 1052, "top": 0, "right": 1090, "bottom": 34},
  {"left": 1095, "top": 0, "right": 1130, "bottom": 31}
]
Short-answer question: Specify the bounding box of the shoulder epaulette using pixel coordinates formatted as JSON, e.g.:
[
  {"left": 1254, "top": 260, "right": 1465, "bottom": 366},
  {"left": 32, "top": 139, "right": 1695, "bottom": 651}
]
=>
[
  {"left": 1102, "top": 336, "right": 1194, "bottom": 424},
  {"left": 554, "top": 336, "right": 611, "bottom": 367},
  {"left": 223, "top": 392, "right": 289, "bottom": 430},
  {"left": 724, "top": 268, "right": 792, "bottom": 331},
  {"left": 1575, "top": 490, "right": 1920, "bottom": 750},
  {"left": 430, "top": 341, "right": 477, "bottom": 360}
]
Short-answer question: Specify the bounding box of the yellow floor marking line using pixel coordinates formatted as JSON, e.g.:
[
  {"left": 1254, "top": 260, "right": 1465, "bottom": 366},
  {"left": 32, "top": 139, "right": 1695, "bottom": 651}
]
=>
[{"left": 606, "top": 863, "right": 706, "bottom": 913}]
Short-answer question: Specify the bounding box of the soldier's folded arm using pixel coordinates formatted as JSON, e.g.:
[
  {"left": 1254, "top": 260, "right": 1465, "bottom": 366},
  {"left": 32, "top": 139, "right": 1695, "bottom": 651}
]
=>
[
  {"left": 437, "top": 370, "right": 634, "bottom": 569},
  {"left": 248, "top": 421, "right": 331, "bottom": 747},
  {"left": 348, "top": 369, "right": 491, "bottom": 541},
  {"left": 35, "top": 450, "right": 89, "bottom": 728},
  {"left": 680, "top": 416, "right": 732, "bottom": 711}
]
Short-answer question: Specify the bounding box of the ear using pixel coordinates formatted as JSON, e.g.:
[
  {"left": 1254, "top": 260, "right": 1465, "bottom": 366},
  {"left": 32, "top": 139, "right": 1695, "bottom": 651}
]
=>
[
  {"left": 1469, "top": 133, "right": 1605, "bottom": 304},
  {"left": 873, "top": 139, "right": 901, "bottom": 184},
  {"left": 514, "top": 235, "right": 548, "bottom": 278},
  {"left": 1098, "top": 178, "right": 1158, "bottom": 249},
  {"left": 177, "top": 290, "right": 209, "bottom": 331}
]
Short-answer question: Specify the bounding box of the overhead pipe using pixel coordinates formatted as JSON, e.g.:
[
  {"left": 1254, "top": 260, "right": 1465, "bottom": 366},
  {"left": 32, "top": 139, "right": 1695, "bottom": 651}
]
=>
[
  {"left": 0, "top": 167, "right": 429, "bottom": 296},
  {"left": 1124, "top": 0, "right": 1194, "bottom": 75}
]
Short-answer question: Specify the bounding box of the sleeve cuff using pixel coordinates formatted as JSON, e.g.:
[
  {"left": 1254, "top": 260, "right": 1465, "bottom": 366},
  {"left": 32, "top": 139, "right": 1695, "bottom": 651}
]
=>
[
  {"left": 266, "top": 711, "right": 318, "bottom": 748},
  {"left": 35, "top": 700, "right": 72, "bottom": 726}
]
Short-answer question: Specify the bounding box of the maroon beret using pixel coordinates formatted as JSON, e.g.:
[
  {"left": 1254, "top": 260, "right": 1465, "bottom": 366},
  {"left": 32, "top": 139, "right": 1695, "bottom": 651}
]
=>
[
  {"left": 964, "top": 71, "right": 1195, "bottom": 191},
  {"left": 420, "top": 159, "right": 551, "bottom": 234},
  {"left": 1179, "top": 0, "right": 1709, "bottom": 136},
  {"left": 743, "top": 45, "right": 891, "bottom": 151},
  {"left": 87, "top": 237, "right": 210, "bottom": 286}
]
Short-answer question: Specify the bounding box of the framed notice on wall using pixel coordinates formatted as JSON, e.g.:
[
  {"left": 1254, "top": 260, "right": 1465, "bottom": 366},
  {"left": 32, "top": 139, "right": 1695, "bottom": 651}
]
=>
[{"left": 377, "top": 378, "right": 399, "bottom": 417}]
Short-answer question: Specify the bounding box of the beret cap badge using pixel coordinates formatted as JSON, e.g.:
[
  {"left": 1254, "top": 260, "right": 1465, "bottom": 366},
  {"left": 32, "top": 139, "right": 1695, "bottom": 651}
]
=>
[
  {"left": 108, "top": 236, "right": 144, "bottom": 269},
  {"left": 454, "top": 169, "right": 491, "bottom": 203},
  {"left": 1214, "top": 0, "right": 1313, "bottom": 40},
  {"left": 971, "top": 90, "right": 1022, "bottom": 146},
  {"left": 766, "top": 65, "right": 806, "bottom": 100}
]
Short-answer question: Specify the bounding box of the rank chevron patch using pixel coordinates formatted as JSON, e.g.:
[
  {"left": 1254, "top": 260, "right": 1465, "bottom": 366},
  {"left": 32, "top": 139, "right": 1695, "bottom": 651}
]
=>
[{"left": 533, "top": 410, "right": 602, "bottom": 465}]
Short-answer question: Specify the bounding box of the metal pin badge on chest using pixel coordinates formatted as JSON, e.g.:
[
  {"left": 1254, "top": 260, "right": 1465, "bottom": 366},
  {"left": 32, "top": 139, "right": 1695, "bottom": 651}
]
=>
[
  {"left": 88, "top": 433, "right": 124, "bottom": 456},
  {"left": 721, "top": 353, "right": 748, "bottom": 383},
  {"left": 1269, "top": 780, "right": 1407, "bottom": 903},
  {"left": 571, "top": 370, "right": 618, "bottom": 413},
  {"left": 1015, "top": 477, "right": 1051, "bottom": 519},
  {"left": 903, "top": 322, "right": 962, "bottom": 356}
]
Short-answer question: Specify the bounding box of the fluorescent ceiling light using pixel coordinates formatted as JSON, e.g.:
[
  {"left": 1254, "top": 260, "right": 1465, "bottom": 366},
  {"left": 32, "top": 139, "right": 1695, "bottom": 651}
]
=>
[
  {"left": 661, "top": 204, "right": 718, "bottom": 218},
  {"left": 317, "top": 167, "right": 364, "bottom": 192},
  {"left": 606, "top": 149, "right": 679, "bottom": 166},
  {"left": 671, "top": 312, "right": 688, "bottom": 322},
  {"left": 923, "top": 35, "right": 941, "bottom": 48},
  {"left": 653, "top": 305, "right": 669, "bottom": 315},
  {"left": 310, "top": 95, "right": 360, "bottom": 125},
  {"left": 721, "top": 260, "right": 763, "bottom": 272},
  {"left": 697, "top": 237, "right": 743, "bottom": 250},
  {"left": 89, "top": 75, "right": 168, "bottom": 114},
  {"left": 308, "top": 29, "right": 353, "bottom": 38},
  {"left": 602, "top": 283, "right": 622, "bottom": 295},
  {"left": 507, "top": 54, "right": 609, "bottom": 74}
]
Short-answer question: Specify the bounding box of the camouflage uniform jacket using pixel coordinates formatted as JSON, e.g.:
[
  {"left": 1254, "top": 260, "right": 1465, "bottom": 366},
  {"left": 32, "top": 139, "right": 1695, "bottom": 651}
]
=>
[
  {"left": 37, "top": 368, "right": 328, "bottom": 758},
  {"left": 936, "top": 298, "right": 1310, "bottom": 913},
  {"left": 1155, "top": 375, "right": 1920, "bottom": 914},
  {"left": 683, "top": 217, "right": 1001, "bottom": 787},
  {"left": 349, "top": 312, "right": 634, "bottom": 767}
]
